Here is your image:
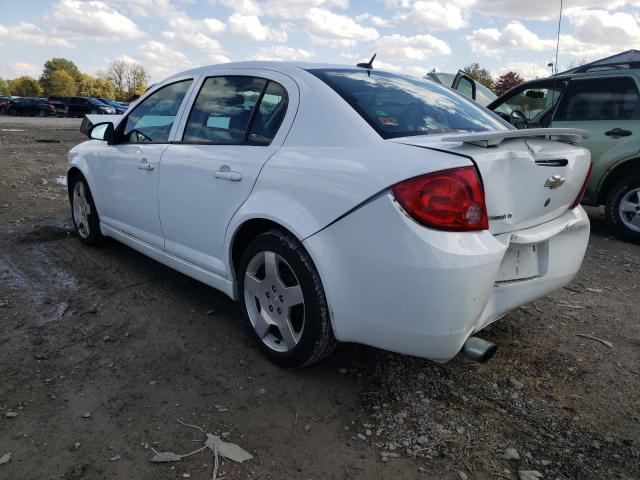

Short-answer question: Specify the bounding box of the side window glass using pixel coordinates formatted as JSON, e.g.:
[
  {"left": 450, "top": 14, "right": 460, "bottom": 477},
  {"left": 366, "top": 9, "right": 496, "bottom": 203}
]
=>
[
  {"left": 122, "top": 79, "right": 192, "bottom": 144},
  {"left": 183, "top": 76, "right": 267, "bottom": 144},
  {"left": 554, "top": 77, "right": 640, "bottom": 121},
  {"left": 248, "top": 81, "right": 288, "bottom": 146},
  {"left": 493, "top": 83, "right": 564, "bottom": 126},
  {"left": 456, "top": 77, "right": 474, "bottom": 99}
]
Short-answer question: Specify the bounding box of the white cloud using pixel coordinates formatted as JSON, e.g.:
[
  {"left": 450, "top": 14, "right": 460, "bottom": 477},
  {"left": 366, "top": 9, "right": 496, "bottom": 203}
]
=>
[
  {"left": 211, "top": 53, "right": 231, "bottom": 63},
  {"left": 163, "top": 31, "right": 223, "bottom": 51},
  {"left": 373, "top": 33, "right": 451, "bottom": 61},
  {"left": 103, "top": 0, "right": 174, "bottom": 18},
  {"left": 136, "top": 40, "right": 194, "bottom": 79},
  {"left": 568, "top": 9, "right": 640, "bottom": 51},
  {"left": 390, "top": 1, "right": 467, "bottom": 30},
  {"left": 467, "top": 0, "right": 636, "bottom": 20},
  {"left": 304, "top": 7, "right": 379, "bottom": 47},
  {"left": 4, "top": 62, "right": 41, "bottom": 78},
  {"left": 226, "top": 12, "right": 287, "bottom": 41},
  {"left": 47, "top": 0, "right": 143, "bottom": 40},
  {"left": 0, "top": 22, "right": 74, "bottom": 48},
  {"left": 466, "top": 22, "right": 556, "bottom": 56},
  {"left": 248, "top": 45, "right": 313, "bottom": 61},
  {"left": 499, "top": 62, "right": 552, "bottom": 80}
]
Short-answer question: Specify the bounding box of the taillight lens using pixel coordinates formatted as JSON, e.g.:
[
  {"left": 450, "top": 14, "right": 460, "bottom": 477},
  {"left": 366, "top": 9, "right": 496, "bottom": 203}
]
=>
[
  {"left": 392, "top": 166, "right": 488, "bottom": 231},
  {"left": 570, "top": 163, "right": 593, "bottom": 209}
]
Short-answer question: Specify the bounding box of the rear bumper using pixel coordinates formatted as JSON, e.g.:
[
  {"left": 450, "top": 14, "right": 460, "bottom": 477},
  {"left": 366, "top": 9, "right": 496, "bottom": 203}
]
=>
[{"left": 304, "top": 194, "right": 589, "bottom": 362}]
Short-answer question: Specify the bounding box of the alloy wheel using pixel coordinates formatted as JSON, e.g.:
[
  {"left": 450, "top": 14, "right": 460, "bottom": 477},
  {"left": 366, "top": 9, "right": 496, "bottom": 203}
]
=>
[
  {"left": 619, "top": 187, "right": 640, "bottom": 233},
  {"left": 243, "top": 250, "right": 305, "bottom": 353},
  {"left": 72, "top": 181, "right": 91, "bottom": 239}
]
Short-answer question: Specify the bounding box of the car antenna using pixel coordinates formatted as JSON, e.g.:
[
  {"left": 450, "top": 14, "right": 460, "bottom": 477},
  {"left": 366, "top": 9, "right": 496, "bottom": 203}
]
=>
[{"left": 357, "top": 53, "right": 376, "bottom": 70}]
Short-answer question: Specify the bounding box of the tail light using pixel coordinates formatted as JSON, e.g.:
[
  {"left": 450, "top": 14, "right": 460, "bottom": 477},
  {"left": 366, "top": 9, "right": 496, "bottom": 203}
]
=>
[
  {"left": 570, "top": 163, "right": 593, "bottom": 209},
  {"left": 48, "top": 104, "right": 55, "bottom": 110},
  {"left": 392, "top": 166, "right": 488, "bottom": 231}
]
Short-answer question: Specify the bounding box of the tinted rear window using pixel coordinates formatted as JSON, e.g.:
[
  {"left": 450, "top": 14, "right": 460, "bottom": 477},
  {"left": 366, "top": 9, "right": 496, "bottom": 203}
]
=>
[{"left": 309, "top": 69, "right": 507, "bottom": 139}]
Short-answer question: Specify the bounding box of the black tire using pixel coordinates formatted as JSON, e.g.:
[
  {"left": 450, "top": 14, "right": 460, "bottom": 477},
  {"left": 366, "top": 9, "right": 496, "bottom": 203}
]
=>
[
  {"left": 605, "top": 176, "right": 640, "bottom": 244},
  {"left": 238, "top": 229, "right": 336, "bottom": 368},
  {"left": 69, "top": 176, "right": 105, "bottom": 246}
]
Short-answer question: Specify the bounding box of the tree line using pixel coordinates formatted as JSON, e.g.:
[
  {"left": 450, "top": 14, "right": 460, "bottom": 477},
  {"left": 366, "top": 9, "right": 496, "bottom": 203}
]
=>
[
  {"left": 460, "top": 63, "right": 526, "bottom": 97},
  {"left": 0, "top": 58, "right": 150, "bottom": 101}
]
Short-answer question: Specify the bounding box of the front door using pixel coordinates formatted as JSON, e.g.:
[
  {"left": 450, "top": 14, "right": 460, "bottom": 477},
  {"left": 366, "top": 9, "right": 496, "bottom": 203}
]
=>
[
  {"left": 158, "top": 74, "right": 292, "bottom": 275},
  {"left": 93, "top": 78, "right": 194, "bottom": 248},
  {"left": 551, "top": 75, "right": 640, "bottom": 192}
]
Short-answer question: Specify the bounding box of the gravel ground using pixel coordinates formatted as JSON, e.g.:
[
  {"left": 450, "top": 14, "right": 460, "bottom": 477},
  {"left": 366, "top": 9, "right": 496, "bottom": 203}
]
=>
[{"left": 0, "top": 117, "right": 638, "bottom": 480}]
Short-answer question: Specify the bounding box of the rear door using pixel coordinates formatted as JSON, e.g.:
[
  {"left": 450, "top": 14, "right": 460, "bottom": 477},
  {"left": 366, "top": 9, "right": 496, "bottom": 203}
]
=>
[
  {"left": 551, "top": 75, "right": 640, "bottom": 190},
  {"left": 158, "top": 71, "right": 295, "bottom": 275}
]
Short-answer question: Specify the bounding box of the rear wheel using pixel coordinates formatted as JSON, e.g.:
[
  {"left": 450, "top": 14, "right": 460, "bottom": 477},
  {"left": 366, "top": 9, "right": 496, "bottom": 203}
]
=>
[
  {"left": 70, "top": 176, "right": 105, "bottom": 246},
  {"left": 605, "top": 176, "right": 640, "bottom": 244},
  {"left": 238, "top": 230, "right": 336, "bottom": 368}
]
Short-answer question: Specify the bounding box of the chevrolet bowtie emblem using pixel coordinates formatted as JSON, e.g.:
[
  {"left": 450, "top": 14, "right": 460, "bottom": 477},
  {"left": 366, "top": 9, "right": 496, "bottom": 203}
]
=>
[{"left": 544, "top": 175, "right": 566, "bottom": 189}]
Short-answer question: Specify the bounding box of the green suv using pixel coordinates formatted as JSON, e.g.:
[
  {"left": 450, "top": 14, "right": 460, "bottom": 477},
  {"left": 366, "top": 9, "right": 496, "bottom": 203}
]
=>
[{"left": 486, "top": 50, "right": 640, "bottom": 243}]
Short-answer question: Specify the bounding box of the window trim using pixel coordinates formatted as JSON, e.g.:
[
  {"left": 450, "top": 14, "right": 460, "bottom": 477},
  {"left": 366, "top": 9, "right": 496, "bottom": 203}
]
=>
[
  {"left": 552, "top": 75, "right": 640, "bottom": 122},
  {"left": 113, "top": 77, "right": 195, "bottom": 146},
  {"left": 176, "top": 75, "right": 288, "bottom": 147}
]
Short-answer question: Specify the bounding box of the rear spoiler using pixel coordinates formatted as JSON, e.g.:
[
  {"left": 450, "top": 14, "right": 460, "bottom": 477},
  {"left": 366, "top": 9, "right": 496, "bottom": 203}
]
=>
[
  {"left": 444, "top": 128, "right": 590, "bottom": 148},
  {"left": 80, "top": 114, "right": 123, "bottom": 136}
]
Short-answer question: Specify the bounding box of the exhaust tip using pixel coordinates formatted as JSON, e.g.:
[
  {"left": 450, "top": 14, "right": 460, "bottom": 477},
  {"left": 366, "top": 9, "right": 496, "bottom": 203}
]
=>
[{"left": 462, "top": 336, "right": 497, "bottom": 363}]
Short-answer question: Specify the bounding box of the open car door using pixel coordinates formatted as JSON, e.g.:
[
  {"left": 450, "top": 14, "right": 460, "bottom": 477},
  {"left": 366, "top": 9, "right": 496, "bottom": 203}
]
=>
[{"left": 451, "top": 70, "right": 477, "bottom": 101}]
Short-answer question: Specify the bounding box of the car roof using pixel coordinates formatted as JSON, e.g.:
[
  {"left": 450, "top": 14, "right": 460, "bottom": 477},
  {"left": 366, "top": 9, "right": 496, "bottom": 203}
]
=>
[{"left": 164, "top": 61, "right": 389, "bottom": 82}]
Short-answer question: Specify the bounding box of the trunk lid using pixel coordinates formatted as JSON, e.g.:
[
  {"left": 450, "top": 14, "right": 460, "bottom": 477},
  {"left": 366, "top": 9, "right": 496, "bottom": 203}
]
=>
[{"left": 390, "top": 131, "right": 592, "bottom": 234}]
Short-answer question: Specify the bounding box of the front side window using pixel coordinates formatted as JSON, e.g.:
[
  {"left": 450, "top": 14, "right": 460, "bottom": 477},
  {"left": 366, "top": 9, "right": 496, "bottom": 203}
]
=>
[
  {"left": 492, "top": 82, "right": 565, "bottom": 127},
  {"left": 121, "top": 79, "right": 192, "bottom": 143},
  {"left": 309, "top": 69, "right": 507, "bottom": 139},
  {"left": 554, "top": 77, "right": 640, "bottom": 121},
  {"left": 183, "top": 76, "right": 267, "bottom": 144}
]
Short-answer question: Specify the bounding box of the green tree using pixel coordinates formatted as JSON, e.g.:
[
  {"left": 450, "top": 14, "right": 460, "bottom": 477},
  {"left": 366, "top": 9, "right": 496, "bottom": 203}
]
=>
[
  {"left": 40, "top": 58, "right": 81, "bottom": 94},
  {"left": 9, "top": 76, "right": 43, "bottom": 96},
  {"left": 462, "top": 62, "right": 495, "bottom": 91},
  {"left": 50, "top": 70, "right": 78, "bottom": 96},
  {"left": 494, "top": 71, "right": 525, "bottom": 96},
  {"left": 102, "top": 60, "right": 128, "bottom": 99},
  {"left": 0, "top": 78, "right": 9, "bottom": 96},
  {"left": 77, "top": 74, "right": 116, "bottom": 98}
]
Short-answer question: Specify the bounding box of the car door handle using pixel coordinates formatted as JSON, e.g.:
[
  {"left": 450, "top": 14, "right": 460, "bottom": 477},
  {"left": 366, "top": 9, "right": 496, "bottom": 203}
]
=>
[
  {"left": 605, "top": 128, "right": 632, "bottom": 138},
  {"left": 137, "top": 162, "right": 154, "bottom": 171},
  {"left": 214, "top": 170, "right": 242, "bottom": 181}
]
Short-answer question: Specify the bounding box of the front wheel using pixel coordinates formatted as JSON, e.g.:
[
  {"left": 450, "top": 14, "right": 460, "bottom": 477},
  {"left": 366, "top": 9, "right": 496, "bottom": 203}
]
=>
[
  {"left": 605, "top": 176, "right": 640, "bottom": 244},
  {"left": 70, "top": 176, "right": 105, "bottom": 246},
  {"left": 238, "top": 230, "right": 336, "bottom": 368}
]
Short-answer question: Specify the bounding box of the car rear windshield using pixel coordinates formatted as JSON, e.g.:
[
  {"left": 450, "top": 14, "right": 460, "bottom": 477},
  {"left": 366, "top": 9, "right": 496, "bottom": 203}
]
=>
[{"left": 308, "top": 69, "right": 508, "bottom": 139}]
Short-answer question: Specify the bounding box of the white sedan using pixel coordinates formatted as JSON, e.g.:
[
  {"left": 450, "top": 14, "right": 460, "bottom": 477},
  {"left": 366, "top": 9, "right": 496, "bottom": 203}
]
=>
[{"left": 67, "top": 62, "right": 591, "bottom": 368}]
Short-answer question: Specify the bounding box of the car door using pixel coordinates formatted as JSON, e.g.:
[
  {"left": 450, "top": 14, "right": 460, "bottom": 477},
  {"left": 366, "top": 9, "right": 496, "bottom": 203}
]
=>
[
  {"left": 158, "top": 71, "right": 295, "bottom": 275},
  {"left": 551, "top": 75, "right": 640, "bottom": 180},
  {"left": 91, "top": 78, "right": 195, "bottom": 248},
  {"left": 451, "top": 71, "right": 477, "bottom": 101}
]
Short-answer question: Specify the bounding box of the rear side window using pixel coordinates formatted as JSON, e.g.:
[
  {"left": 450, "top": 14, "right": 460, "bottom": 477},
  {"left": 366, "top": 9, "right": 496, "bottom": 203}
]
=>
[
  {"left": 555, "top": 77, "right": 640, "bottom": 121},
  {"left": 183, "top": 76, "right": 267, "bottom": 144},
  {"left": 248, "top": 81, "right": 288, "bottom": 146},
  {"left": 309, "top": 69, "right": 507, "bottom": 139}
]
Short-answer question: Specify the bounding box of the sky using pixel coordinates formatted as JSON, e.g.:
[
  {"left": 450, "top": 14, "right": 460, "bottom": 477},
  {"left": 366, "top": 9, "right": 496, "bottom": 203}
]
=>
[{"left": 1, "top": 0, "right": 639, "bottom": 83}]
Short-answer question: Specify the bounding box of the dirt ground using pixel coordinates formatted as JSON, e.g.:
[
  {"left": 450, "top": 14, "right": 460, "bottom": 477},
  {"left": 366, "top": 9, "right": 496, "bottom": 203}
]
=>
[{"left": 0, "top": 117, "right": 638, "bottom": 480}]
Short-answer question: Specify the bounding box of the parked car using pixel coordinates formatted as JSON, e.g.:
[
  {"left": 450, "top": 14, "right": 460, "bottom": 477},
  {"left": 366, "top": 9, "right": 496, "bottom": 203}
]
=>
[
  {"left": 487, "top": 50, "right": 640, "bottom": 243},
  {"left": 47, "top": 97, "right": 69, "bottom": 117},
  {"left": 425, "top": 70, "right": 497, "bottom": 106},
  {"left": 96, "top": 97, "right": 127, "bottom": 114},
  {"left": 7, "top": 97, "right": 56, "bottom": 116},
  {"left": 0, "top": 96, "right": 11, "bottom": 114},
  {"left": 67, "top": 62, "right": 591, "bottom": 368},
  {"left": 65, "top": 97, "right": 116, "bottom": 117}
]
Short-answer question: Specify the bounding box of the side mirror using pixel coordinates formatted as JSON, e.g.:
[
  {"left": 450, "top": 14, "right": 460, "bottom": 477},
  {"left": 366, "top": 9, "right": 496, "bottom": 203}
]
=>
[{"left": 89, "top": 122, "right": 115, "bottom": 143}]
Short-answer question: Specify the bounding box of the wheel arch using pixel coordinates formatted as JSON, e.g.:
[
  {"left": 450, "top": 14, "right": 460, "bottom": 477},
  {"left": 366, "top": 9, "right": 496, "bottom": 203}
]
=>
[
  {"left": 598, "top": 157, "right": 640, "bottom": 204},
  {"left": 228, "top": 218, "right": 303, "bottom": 283}
]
